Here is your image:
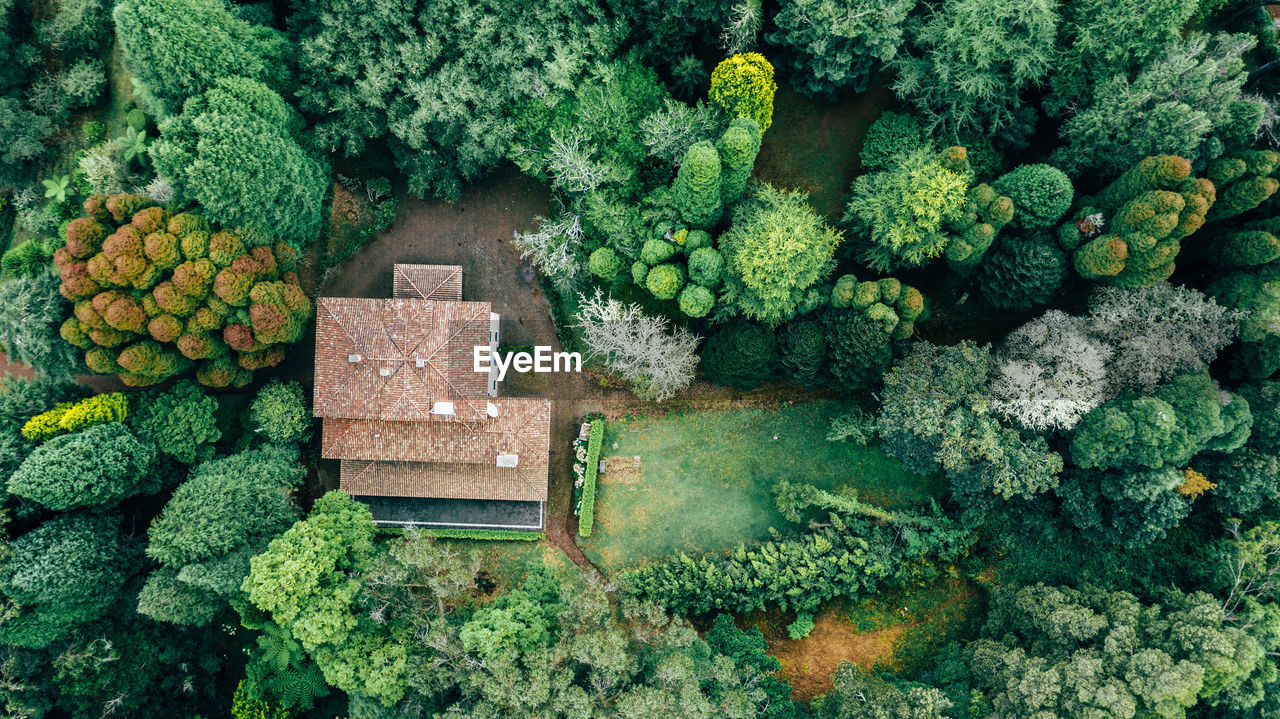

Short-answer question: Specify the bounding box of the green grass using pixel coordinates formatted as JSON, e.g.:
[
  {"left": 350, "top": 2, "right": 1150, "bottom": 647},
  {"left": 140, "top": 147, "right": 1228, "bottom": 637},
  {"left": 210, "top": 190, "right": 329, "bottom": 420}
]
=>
[{"left": 576, "top": 401, "right": 945, "bottom": 574}]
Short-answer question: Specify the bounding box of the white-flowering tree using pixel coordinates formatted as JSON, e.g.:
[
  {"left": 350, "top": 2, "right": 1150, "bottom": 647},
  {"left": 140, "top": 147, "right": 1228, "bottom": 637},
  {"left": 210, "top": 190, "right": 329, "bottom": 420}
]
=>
[
  {"left": 512, "top": 213, "right": 584, "bottom": 293},
  {"left": 1087, "top": 284, "right": 1240, "bottom": 393},
  {"left": 640, "top": 98, "right": 726, "bottom": 167},
  {"left": 573, "top": 289, "right": 700, "bottom": 401},
  {"left": 990, "top": 310, "right": 1113, "bottom": 432}
]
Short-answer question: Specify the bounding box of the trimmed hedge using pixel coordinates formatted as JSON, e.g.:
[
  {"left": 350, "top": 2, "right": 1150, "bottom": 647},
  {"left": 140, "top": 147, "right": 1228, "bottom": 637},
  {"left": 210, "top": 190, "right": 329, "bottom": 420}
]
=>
[
  {"left": 578, "top": 418, "right": 605, "bottom": 538},
  {"left": 375, "top": 527, "right": 545, "bottom": 541}
]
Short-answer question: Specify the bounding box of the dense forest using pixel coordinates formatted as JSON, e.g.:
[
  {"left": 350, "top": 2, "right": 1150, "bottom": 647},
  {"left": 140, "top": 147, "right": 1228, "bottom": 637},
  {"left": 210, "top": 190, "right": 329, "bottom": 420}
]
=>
[{"left": 2, "top": 0, "right": 1280, "bottom": 717}]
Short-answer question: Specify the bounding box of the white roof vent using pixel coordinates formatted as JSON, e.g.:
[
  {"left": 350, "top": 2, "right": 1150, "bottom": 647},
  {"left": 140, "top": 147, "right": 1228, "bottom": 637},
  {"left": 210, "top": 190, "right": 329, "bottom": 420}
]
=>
[
  {"left": 431, "top": 401, "right": 456, "bottom": 416},
  {"left": 496, "top": 453, "right": 519, "bottom": 467},
  {"left": 378, "top": 367, "right": 391, "bottom": 377},
  {"left": 415, "top": 356, "right": 425, "bottom": 368},
  {"left": 348, "top": 354, "right": 362, "bottom": 363},
  {"left": 487, "top": 402, "right": 500, "bottom": 418}
]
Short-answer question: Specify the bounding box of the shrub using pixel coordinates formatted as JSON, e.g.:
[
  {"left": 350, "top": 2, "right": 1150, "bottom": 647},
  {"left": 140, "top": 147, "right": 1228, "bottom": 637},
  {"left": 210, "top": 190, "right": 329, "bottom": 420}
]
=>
[
  {"left": 822, "top": 309, "right": 894, "bottom": 392},
  {"left": 720, "top": 184, "right": 841, "bottom": 324},
  {"left": 250, "top": 379, "right": 311, "bottom": 444},
  {"left": 787, "top": 612, "right": 815, "bottom": 640},
  {"left": 578, "top": 423, "right": 604, "bottom": 538},
  {"left": 2, "top": 240, "right": 51, "bottom": 279},
  {"left": 130, "top": 379, "right": 221, "bottom": 464},
  {"left": 393, "top": 529, "right": 545, "bottom": 541},
  {"left": 678, "top": 284, "right": 714, "bottom": 317},
  {"left": 8, "top": 422, "right": 160, "bottom": 510},
  {"left": 709, "top": 53, "right": 777, "bottom": 132},
  {"left": 640, "top": 238, "right": 676, "bottom": 266},
  {"left": 778, "top": 318, "right": 827, "bottom": 388},
  {"left": 859, "top": 111, "right": 929, "bottom": 172},
  {"left": 630, "top": 261, "right": 649, "bottom": 285},
  {"left": 587, "top": 247, "right": 620, "bottom": 280},
  {"left": 976, "top": 230, "right": 1069, "bottom": 310},
  {"left": 0, "top": 271, "right": 82, "bottom": 381},
  {"left": 671, "top": 141, "right": 722, "bottom": 229},
  {"left": 687, "top": 246, "right": 724, "bottom": 287},
  {"left": 54, "top": 195, "right": 311, "bottom": 386},
  {"left": 991, "top": 164, "right": 1073, "bottom": 228},
  {"left": 703, "top": 321, "right": 777, "bottom": 390},
  {"left": 645, "top": 263, "right": 685, "bottom": 301},
  {"left": 717, "top": 117, "right": 761, "bottom": 205},
  {"left": 20, "top": 392, "right": 127, "bottom": 442}
]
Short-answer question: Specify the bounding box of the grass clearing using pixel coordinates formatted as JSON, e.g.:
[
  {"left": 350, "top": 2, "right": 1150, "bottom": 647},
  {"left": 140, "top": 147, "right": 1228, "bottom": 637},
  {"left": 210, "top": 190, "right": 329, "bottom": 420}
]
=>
[{"left": 576, "top": 400, "right": 945, "bottom": 573}]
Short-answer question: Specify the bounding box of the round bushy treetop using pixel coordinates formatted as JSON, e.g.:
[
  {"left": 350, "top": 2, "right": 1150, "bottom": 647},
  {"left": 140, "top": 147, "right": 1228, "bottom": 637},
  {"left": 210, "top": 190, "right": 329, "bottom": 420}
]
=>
[
  {"left": 671, "top": 141, "right": 722, "bottom": 229},
  {"left": 687, "top": 247, "right": 725, "bottom": 287},
  {"left": 1069, "top": 396, "right": 1192, "bottom": 472},
  {"left": 767, "top": 0, "right": 916, "bottom": 98},
  {"left": 645, "top": 264, "right": 685, "bottom": 301},
  {"left": 777, "top": 318, "right": 827, "bottom": 388},
  {"left": 130, "top": 378, "right": 222, "bottom": 465},
  {"left": 821, "top": 308, "right": 893, "bottom": 392},
  {"left": 1237, "top": 382, "right": 1280, "bottom": 455},
  {"left": 720, "top": 184, "right": 841, "bottom": 325},
  {"left": 976, "top": 230, "right": 1069, "bottom": 310},
  {"left": 991, "top": 164, "right": 1074, "bottom": 228},
  {"left": 703, "top": 321, "right": 778, "bottom": 391},
  {"left": 709, "top": 53, "right": 777, "bottom": 133},
  {"left": 150, "top": 77, "right": 329, "bottom": 249},
  {"left": 682, "top": 230, "right": 712, "bottom": 254},
  {"left": 640, "top": 238, "right": 677, "bottom": 266},
  {"left": 678, "top": 285, "right": 714, "bottom": 318},
  {"left": 1056, "top": 466, "right": 1190, "bottom": 549},
  {"left": 1203, "top": 449, "right": 1280, "bottom": 518},
  {"left": 8, "top": 422, "right": 161, "bottom": 511},
  {"left": 0, "top": 513, "right": 139, "bottom": 648},
  {"left": 717, "top": 117, "right": 762, "bottom": 205},
  {"left": 859, "top": 111, "right": 930, "bottom": 172},
  {"left": 588, "top": 247, "right": 620, "bottom": 280},
  {"left": 113, "top": 0, "right": 292, "bottom": 113},
  {"left": 630, "top": 261, "right": 649, "bottom": 286},
  {"left": 251, "top": 379, "right": 312, "bottom": 444},
  {"left": 54, "top": 194, "right": 312, "bottom": 388}
]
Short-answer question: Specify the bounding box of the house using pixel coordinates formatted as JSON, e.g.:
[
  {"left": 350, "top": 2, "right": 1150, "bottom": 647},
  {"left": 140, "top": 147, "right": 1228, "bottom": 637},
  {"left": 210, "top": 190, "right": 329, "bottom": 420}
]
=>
[{"left": 313, "top": 264, "right": 551, "bottom": 530}]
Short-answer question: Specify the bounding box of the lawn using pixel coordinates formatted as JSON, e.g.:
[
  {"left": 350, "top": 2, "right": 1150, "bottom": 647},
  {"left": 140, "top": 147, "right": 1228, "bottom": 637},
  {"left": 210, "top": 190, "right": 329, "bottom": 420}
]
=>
[{"left": 576, "top": 400, "right": 945, "bottom": 574}]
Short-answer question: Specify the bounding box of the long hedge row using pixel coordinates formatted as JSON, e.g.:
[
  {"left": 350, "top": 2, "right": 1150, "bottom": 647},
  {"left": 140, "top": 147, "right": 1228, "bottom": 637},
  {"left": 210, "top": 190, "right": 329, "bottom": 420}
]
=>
[
  {"left": 375, "top": 527, "right": 545, "bottom": 541},
  {"left": 578, "top": 419, "right": 605, "bottom": 538}
]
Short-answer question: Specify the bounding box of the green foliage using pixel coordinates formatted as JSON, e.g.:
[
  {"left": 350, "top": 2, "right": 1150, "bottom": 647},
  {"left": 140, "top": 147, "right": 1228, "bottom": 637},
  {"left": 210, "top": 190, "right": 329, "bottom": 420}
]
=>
[
  {"left": 943, "top": 183, "right": 1015, "bottom": 271},
  {"left": 892, "top": 0, "right": 1057, "bottom": 143},
  {"left": 0, "top": 270, "right": 81, "bottom": 381},
  {"left": 21, "top": 392, "right": 126, "bottom": 442},
  {"left": 232, "top": 681, "right": 292, "bottom": 719},
  {"left": 708, "top": 52, "right": 777, "bottom": 132},
  {"left": 827, "top": 406, "right": 877, "bottom": 445},
  {"left": 1068, "top": 155, "right": 1213, "bottom": 286},
  {"left": 639, "top": 238, "right": 676, "bottom": 266},
  {"left": 703, "top": 320, "right": 777, "bottom": 390},
  {"left": 671, "top": 140, "right": 722, "bottom": 229},
  {"left": 113, "top": 0, "right": 292, "bottom": 113},
  {"left": 130, "top": 379, "right": 221, "bottom": 464},
  {"left": 720, "top": 184, "right": 841, "bottom": 324},
  {"left": 812, "top": 663, "right": 951, "bottom": 719},
  {"left": 962, "top": 584, "right": 1279, "bottom": 717},
  {"left": 578, "top": 422, "right": 603, "bottom": 538},
  {"left": 976, "top": 230, "right": 1069, "bottom": 310},
  {"left": 8, "top": 422, "right": 160, "bottom": 510},
  {"left": 845, "top": 147, "right": 971, "bottom": 272},
  {"left": 250, "top": 379, "right": 311, "bottom": 444},
  {"left": 587, "top": 247, "right": 620, "bottom": 280},
  {"left": 1056, "top": 34, "right": 1262, "bottom": 176},
  {"left": 859, "top": 111, "right": 930, "bottom": 172},
  {"left": 141, "top": 445, "right": 304, "bottom": 625},
  {"left": 822, "top": 308, "right": 894, "bottom": 392},
  {"left": 398, "top": 528, "right": 544, "bottom": 541},
  {"left": 786, "top": 612, "right": 815, "bottom": 640},
  {"left": 878, "top": 341, "right": 1063, "bottom": 500},
  {"left": 717, "top": 117, "right": 761, "bottom": 205},
  {"left": 150, "top": 77, "right": 328, "bottom": 248},
  {"left": 767, "top": 0, "right": 916, "bottom": 97},
  {"left": 677, "top": 284, "right": 714, "bottom": 317},
  {"left": 1, "top": 239, "right": 52, "bottom": 279},
  {"left": 0, "top": 514, "right": 139, "bottom": 649},
  {"left": 686, "top": 246, "right": 724, "bottom": 287},
  {"left": 622, "top": 510, "right": 967, "bottom": 615},
  {"left": 1205, "top": 151, "right": 1280, "bottom": 222},
  {"left": 54, "top": 196, "right": 312, "bottom": 387},
  {"left": 293, "top": 0, "right": 624, "bottom": 200},
  {"left": 240, "top": 622, "right": 329, "bottom": 712},
  {"left": 644, "top": 263, "right": 684, "bottom": 300},
  {"left": 778, "top": 317, "right": 827, "bottom": 388},
  {"left": 991, "top": 164, "right": 1074, "bottom": 228}
]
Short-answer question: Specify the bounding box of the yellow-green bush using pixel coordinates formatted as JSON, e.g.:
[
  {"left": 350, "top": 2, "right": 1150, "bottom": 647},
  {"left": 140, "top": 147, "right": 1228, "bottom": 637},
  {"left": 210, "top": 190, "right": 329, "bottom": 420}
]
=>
[
  {"left": 21, "top": 393, "right": 128, "bottom": 443},
  {"left": 709, "top": 53, "right": 777, "bottom": 133}
]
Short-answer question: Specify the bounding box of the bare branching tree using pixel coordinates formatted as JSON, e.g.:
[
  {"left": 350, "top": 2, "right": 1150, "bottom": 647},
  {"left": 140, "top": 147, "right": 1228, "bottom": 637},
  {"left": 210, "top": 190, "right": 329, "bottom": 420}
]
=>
[
  {"left": 573, "top": 289, "right": 700, "bottom": 401},
  {"left": 720, "top": 0, "right": 763, "bottom": 55},
  {"left": 512, "top": 213, "right": 584, "bottom": 293}
]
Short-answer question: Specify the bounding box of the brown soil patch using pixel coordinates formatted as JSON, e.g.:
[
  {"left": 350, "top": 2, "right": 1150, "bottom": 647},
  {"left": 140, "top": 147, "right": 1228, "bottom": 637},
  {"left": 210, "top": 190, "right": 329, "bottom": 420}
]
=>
[
  {"left": 602, "top": 456, "right": 642, "bottom": 483},
  {"left": 749, "top": 605, "right": 902, "bottom": 703}
]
